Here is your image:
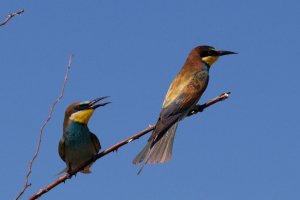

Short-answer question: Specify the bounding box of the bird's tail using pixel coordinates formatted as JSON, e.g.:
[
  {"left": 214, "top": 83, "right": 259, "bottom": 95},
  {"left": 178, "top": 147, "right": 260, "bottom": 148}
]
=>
[
  {"left": 55, "top": 163, "right": 93, "bottom": 176},
  {"left": 133, "top": 122, "right": 178, "bottom": 174},
  {"left": 56, "top": 168, "right": 68, "bottom": 176}
]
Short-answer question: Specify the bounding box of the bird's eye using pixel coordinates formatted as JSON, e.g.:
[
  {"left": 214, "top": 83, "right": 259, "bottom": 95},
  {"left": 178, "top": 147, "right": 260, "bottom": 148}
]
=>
[
  {"left": 75, "top": 104, "right": 88, "bottom": 111},
  {"left": 202, "top": 50, "right": 217, "bottom": 57},
  {"left": 74, "top": 106, "right": 80, "bottom": 111},
  {"left": 201, "top": 51, "right": 209, "bottom": 57}
]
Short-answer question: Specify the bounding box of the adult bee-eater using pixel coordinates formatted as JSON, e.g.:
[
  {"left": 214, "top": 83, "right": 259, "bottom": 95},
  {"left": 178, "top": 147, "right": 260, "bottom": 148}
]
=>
[
  {"left": 58, "top": 96, "right": 110, "bottom": 174},
  {"left": 133, "top": 45, "right": 237, "bottom": 172}
]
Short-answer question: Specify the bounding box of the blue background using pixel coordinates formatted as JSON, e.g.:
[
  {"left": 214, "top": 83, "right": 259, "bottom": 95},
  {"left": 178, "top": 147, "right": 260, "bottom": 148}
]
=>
[{"left": 1, "top": 0, "right": 299, "bottom": 199}]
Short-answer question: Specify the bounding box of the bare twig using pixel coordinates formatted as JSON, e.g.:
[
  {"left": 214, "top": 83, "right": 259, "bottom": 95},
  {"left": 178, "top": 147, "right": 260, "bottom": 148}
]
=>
[
  {"left": 0, "top": 9, "right": 24, "bottom": 27},
  {"left": 28, "top": 91, "right": 231, "bottom": 200},
  {"left": 15, "top": 55, "right": 73, "bottom": 200},
  {"left": 188, "top": 92, "right": 231, "bottom": 116}
]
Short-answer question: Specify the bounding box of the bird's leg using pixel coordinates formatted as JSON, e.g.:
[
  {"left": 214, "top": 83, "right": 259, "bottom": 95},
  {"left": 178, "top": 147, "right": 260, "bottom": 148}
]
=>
[
  {"left": 66, "top": 163, "right": 78, "bottom": 177},
  {"left": 188, "top": 105, "right": 204, "bottom": 116},
  {"left": 65, "top": 173, "right": 72, "bottom": 180}
]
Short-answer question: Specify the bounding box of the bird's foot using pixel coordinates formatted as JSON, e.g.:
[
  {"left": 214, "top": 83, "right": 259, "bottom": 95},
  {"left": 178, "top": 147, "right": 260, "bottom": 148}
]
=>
[{"left": 188, "top": 105, "right": 203, "bottom": 116}]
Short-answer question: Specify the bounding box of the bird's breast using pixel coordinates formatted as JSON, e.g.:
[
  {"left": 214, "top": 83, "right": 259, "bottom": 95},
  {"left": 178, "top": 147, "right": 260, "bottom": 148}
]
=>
[
  {"left": 195, "top": 70, "right": 209, "bottom": 82},
  {"left": 64, "top": 125, "right": 96, "bottom": 163},
  {"left": 64, "top": 123, "right": 92, "bottom": 146}
]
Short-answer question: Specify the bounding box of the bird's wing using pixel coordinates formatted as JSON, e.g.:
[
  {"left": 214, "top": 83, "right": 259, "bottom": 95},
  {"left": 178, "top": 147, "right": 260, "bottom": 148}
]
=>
[
  {"left": 162, "top": 69, "right": 193, "bottom": 108},
  {"left": 149, "top": 112, "right": 180, "bottom": 146},
  {"left": 58, "top": 137, "right": 66, "bottom": 162},
  {"left": 90, "top": 133, "right": 101, "bottom": 153},
  {"left": 150, "top": 70, "right": 209, "bottom": 144},
  {"left": 149, "top": 93, "right": 194, "bottom": 144},
  {"left": 164, "top": 69, "right": 209, "bottom": 108}
]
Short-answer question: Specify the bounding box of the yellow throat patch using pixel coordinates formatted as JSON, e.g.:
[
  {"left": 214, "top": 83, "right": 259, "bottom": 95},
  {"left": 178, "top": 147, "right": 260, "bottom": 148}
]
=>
[
  {"left": 202, "top": 56, "right": 219, "bottom": 66},
  {"left": 69, "top": 109, "right": 94, "bottom": 124}
]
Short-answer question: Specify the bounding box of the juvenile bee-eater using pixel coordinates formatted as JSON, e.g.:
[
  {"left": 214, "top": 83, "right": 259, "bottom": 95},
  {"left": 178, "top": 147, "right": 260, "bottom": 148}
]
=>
[
  {"left": 58, "top": 97, "right": 110, "bottom": 174},
  {"left": 133, "top": 45, "right": 237, "bottom": 172}
]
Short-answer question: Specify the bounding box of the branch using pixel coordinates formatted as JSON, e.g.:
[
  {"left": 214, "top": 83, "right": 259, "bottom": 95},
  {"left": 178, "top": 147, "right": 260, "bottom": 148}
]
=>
[
  {"left": 187, "top": 92, "right": 231, "bottom": 116},
  {"left": 15, "top": 55, "right": 73, "bottom": 200},
  {"left": 28, "top": 91, "right": 231, "bottom": 200},
  {"left": 0, "top": 9, "right": 24, "bottom": 27}
]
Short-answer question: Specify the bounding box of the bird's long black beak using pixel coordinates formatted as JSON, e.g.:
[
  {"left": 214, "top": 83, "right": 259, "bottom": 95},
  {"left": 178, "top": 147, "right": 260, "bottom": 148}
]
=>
[
  {"left": 89, "top": 96, "right": 111, "bottom": 109},
  {"left": 217, "top": 50, "right": 238, "bottom": 56}
]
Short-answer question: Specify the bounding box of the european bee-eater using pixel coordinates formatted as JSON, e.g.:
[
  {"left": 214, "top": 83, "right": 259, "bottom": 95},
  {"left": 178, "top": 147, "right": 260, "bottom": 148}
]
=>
[
  {"left": 133, "top": 45, "right": 237, "bottom": 171},
  {"left": 58, "top": 97, "right": 110, "bottom": 174}
]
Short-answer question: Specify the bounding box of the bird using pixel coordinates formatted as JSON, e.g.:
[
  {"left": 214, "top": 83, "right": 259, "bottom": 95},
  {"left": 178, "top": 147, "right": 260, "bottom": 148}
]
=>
[
  {"left": 133, "top": 45, "right": 237, "bottom": 173},
  {"left": 58, "top": 96, "right": 110, "bottom": 174}
]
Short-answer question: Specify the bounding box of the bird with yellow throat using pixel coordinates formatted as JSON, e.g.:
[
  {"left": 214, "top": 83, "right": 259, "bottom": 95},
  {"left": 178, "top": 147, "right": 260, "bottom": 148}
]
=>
[
  {"left": 58, "top": 97, "right": 110, "bottom": 174},
  {"left": 133, "top": 45, "right": 237, "bottom": 173}
]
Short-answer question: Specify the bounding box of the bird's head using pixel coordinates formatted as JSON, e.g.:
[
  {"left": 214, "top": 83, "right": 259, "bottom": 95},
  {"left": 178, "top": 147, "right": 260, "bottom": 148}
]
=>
[
  {"left": 194, "top": 46, "right": 237, "bottom": 67},
  {"left": 64, "top": 96, "right": 110, "bottom": 127}
]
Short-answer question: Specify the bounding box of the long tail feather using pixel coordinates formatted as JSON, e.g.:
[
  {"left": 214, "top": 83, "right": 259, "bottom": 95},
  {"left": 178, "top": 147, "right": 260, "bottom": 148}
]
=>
[
  {"left": 55, "top": 168, "right": 67, "bottom": 176},
  {"left": 132, "top": 142, "right": 152, "bottom": 164},
  {"left": 133, "top": 123, "right": 178, "bottom": 174}
]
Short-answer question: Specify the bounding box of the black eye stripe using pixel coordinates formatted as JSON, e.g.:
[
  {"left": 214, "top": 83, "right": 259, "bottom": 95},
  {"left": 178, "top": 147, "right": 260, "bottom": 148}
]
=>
[
  {"left": 201, "top": 50, "right": 218, "bottom": 57},
  {"left": 75, "top": 104, "right": 89, "bottom": 111},
  {"left": 201, "top": 51, "right": 207, "bottom": 57},
  {"left": 208, "top": 50, "right": 218, "bottom": 56}
]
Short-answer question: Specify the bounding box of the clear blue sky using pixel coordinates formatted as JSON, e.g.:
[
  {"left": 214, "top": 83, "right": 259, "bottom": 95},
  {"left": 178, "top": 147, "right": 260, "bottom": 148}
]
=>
[{"left": 1, "top": 0, "right": 300, "bottom": 199}]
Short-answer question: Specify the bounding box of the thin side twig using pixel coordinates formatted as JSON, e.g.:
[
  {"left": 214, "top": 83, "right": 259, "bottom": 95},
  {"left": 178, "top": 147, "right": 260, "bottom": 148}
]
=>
[
  {"left": 0, "top": 9, "right": 24, "bottom": 27},
  {"left": 15, "top": 55, "right": 73, "bottom": 200},
  {"left": 187, "top": 92, "right": 231, "bottom": 116},
  {"left": 28, "top": 91, "right": 231, "bottom": 200}
]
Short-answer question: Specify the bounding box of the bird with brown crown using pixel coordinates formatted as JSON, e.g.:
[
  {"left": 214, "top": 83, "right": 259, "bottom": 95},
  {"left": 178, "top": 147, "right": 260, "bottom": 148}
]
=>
[
  {"left": 133, "top": 45, "right": 237, "bottom": 173},
  {"left": 58, "top": 97, "right": 110, "bottom": 174}
]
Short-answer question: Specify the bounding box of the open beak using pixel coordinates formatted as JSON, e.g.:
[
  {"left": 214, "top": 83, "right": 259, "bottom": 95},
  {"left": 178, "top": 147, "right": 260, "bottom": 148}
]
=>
[
  {"left": 217, "top": 50, "right": 238, "bottom": 56},
  {"left": 89, "top": 96, "right": 111, "bottom": 109}
]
